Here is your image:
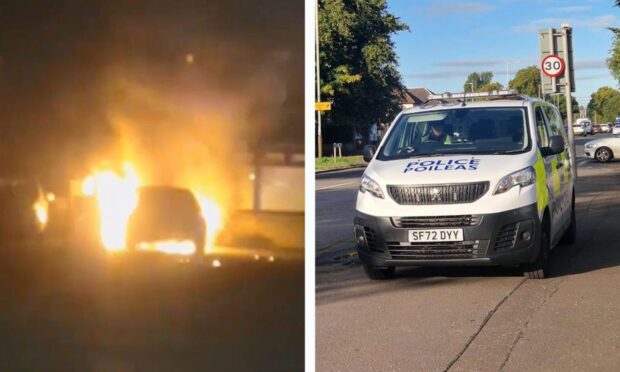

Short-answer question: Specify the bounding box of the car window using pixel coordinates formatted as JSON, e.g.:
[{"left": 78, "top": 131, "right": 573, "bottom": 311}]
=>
[{"left": 534, "top": 106, "right": 549, "bottom": 148}]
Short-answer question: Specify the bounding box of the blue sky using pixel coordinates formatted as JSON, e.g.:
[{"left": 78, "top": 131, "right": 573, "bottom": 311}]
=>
[{"left": 388, "top": 0, "right": 619, "bottom": 107}]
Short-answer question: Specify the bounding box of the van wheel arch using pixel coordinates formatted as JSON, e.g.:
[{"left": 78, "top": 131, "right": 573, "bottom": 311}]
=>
[{"left": 523, "top": 210, "right": 551, "bottom": 279}]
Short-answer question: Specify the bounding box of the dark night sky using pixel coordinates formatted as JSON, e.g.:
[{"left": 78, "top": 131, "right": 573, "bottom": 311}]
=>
[{"left": 0, "top": 0, "right": 303, "bottom": 183}]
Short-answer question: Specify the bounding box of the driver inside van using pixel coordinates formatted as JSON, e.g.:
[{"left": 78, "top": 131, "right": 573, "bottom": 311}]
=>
[{"left": 423, "top": 121, "right": 452, "bottom": 144}]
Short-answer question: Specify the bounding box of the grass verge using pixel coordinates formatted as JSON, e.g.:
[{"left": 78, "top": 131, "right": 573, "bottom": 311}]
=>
[{"left": 316, "top": 156, "right": 365, "bottom": 172}]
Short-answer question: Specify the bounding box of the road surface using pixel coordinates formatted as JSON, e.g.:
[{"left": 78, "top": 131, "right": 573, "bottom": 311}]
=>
[
  {"left": 316, "top": 134, "right": 620, "bottom": 371},
  {"left": 0, "top": 244, "right": 304, "bottom": 371}
]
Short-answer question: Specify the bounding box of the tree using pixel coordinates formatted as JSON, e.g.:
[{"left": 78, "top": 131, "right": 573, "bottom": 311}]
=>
[
  {"left": 587, "top": 86, "right": 620, "bottom": 122},
  {"left": 477, "top": 82, "right": 504, "bottom": 92},
  {"left": 607, "top": 28, "right": 620, "bottom": 84},
  {"left": 463, "top": 71, "right": 494, "bottom": 92},
  {"left": 318, "top": 0, "right": 409, "bottom": 144},
  {"left": 509, "top": 66, "right": 541, "bottom": 97},
  {"left": 608, "top": 2, "right": 620, "bottom": 84}
]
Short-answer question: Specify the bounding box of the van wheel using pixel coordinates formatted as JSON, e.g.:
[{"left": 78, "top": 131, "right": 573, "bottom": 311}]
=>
[
  {"left": 595, "top": 147, "right": 612, "bottom": 163},
  {"left": 523, "top": 230, "right": 550, "bottom": 279},
  {"left": 363, "top": 265, "right": 395, "bottom": 280},
  {"left": 560, "top": 194, "right": 576, "bottom": 245}
]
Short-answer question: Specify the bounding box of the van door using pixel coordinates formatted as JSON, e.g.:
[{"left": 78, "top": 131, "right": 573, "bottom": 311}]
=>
[
  {"left": 542, "top": 104, "right": 572, "bottom": 232},
  {"left": 534, "top": 105, "right": 563, "bottom": 244}
]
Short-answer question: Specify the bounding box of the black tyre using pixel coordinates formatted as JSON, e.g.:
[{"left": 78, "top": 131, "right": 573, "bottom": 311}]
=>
[
  {"left": 595, "top": 147, "right": 612, "bottom": 163},
  {"left": 560, "top": 193, "right": 576, "bottom": 245},
  {"left": 363, "top": 265, "right": 395, "bottom": 280},
  {"left": 523, "top": 229, "right": 550, "bottom": 279}
]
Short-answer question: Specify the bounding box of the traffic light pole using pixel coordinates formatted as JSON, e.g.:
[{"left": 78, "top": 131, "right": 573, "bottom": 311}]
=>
[{"left": 562, "top": 26, "right": 577, "bottom": 179}]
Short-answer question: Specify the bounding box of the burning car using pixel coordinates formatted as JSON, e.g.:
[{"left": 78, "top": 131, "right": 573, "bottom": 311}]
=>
[{"left": 126, "top": 186, "right": 207, "bottom": 256}]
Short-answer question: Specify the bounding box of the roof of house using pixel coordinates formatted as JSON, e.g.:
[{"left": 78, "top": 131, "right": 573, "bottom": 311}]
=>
[{"left": 399, "top": 87, "right": 435, "bottom": 105}]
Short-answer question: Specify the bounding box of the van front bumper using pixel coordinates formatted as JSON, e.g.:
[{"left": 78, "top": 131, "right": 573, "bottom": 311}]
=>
[{"left": 354, "top": 204, "right": 541, "bottom": 267}]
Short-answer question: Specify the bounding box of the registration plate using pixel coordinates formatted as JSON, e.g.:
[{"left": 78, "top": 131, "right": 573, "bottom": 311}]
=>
[{"left": 408, "top": 229, "right": 463, "bottom": 242}]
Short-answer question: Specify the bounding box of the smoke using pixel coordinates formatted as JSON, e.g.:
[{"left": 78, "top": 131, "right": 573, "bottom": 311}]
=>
[{"left": 0, "top": 0, "right": 304, "bottom": 201}]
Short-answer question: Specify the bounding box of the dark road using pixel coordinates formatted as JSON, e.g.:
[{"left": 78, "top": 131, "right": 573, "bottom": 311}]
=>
[{"left": 0, "top": 244, "right": 304, "bottom": 371}]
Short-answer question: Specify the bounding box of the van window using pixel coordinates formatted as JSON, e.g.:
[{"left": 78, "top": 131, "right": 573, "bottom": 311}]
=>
[
  {"left": 543, "top": 105, "right": 565, "bottom": 139},
  {"left": 378, "top": 107, "right": 530, "bottom": 160},
  {"left": 535, "top": 106, "right": 549, "bottom": 148}
]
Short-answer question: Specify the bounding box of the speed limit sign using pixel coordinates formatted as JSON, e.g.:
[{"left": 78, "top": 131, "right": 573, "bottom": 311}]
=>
[{"left": 541, "top": 54, "right": 565, "bottom": 78}]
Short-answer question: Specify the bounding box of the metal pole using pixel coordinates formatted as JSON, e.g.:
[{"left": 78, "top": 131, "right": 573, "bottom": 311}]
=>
[
  {"left": 562, "top": 26, "right": 577, "bottom": 178},
  {"left": 315, "top": 1, "right": 323, "bottom": 158}
]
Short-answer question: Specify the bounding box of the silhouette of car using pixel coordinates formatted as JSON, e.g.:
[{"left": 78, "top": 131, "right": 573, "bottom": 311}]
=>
[{"left": 126, "top": 186, "right": 206, "bottom": 256}]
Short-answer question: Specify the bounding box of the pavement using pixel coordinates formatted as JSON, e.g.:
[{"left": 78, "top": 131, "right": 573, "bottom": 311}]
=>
[
  {"left": 0, "top": 243, "right": 304, "bottom": 371},
  {"left": 316, "top": 134, "right": 620, "bottom": 371}
]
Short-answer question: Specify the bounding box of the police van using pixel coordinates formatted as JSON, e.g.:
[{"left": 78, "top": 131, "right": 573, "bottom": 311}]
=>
[{"left": 355, "top": 90, "right": 575, "bottom": 280}]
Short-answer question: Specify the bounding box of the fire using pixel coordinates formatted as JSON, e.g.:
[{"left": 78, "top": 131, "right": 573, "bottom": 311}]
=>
[
  {"left": 83, "top": 164, "right": 140, "bottom": 251},
  {"left": 33, "top": 201, "right": 48, "bottom": 228},
  {"left": 137, "top": 240, "right": 195, "bottom": 255},
  {"left": 194, "top": 194, "right": 223, "bottom": 253},
  {"left": 82, "top": 163, "right": 225, "bottom": 255}
]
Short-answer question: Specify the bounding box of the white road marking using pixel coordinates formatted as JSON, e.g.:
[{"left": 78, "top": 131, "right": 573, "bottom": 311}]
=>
[{"left": 316, "top": 181, "right": 358, "bottom": 191}]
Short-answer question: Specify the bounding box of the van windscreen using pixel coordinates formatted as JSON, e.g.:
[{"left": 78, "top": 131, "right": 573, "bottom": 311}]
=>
[{"left": 378, "top": 107, "right": 530, "bottom": 160}]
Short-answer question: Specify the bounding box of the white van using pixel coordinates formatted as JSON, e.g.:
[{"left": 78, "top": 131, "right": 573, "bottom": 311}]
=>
[
  {"left": 574, "top": 118, "right": 592, "bottom": 136},
  {"left": 355, "top": 91, "right": 575, "bottom": 280}
]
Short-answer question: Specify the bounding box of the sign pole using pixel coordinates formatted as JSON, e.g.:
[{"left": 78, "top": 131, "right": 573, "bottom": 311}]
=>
[
  {"left": 562, "top": 25, "right": 576, "bottom": 178},
  {"left": 315, "top": 1, "right": 323, "bottom": 158}
]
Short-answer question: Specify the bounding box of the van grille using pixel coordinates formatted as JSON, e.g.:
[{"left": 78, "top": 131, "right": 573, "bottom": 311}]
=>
[
  {"left": 391, "top": 215, "right": 480, "bottom": 228},
  {"left": 387, "top": 182, "right": 489, "bottom": 205},
  {"left": 493, "top": 223, "right": 519, "bottom": 251},
  {"left": 386, "top": 241, "right": 480, "bottom": 260}
]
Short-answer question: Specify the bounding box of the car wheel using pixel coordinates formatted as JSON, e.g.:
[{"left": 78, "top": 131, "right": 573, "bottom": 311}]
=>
[
  {"left": 595, "top": 147, "right": 612, "bottom": 163},
  {"left": 363, "top": 264, "right": 395, "bottom": 280},
  {"left": 560, "top": 193, "right": 576, "bottom": 245},
  {"left": 523, "top": 229, "right": 550, "bottom": 279}
]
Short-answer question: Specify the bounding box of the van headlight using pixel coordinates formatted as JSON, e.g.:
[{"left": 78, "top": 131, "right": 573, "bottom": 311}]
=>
[
  {"left": 494, "top": 166, "right": 536, "bottom": 195},
  {"left": 360, "top": 175, "right": 384, "bottom": 199}
]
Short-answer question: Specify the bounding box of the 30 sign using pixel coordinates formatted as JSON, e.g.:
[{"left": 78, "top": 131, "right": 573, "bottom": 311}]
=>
[{"left": 541, "top": 54, "right": 565, "bottom": 78}]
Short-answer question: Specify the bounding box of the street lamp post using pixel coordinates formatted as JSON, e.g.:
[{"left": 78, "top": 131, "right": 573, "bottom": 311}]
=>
[{"left": 315, "top": 1, "right": 323, "bottom": 158}]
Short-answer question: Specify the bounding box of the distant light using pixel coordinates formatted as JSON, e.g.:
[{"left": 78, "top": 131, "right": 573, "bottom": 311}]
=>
[
  {"left": 212, "top": 259, "right": 221, "bottom": 268},
  {"left": 185, "top": 53, "right": 195, "bottom": 64},
  {"left": 253, "top": 254, "right": 260, "bottom": 260},
  {"left": 249, "top": 173, "right": 256, "bottom": 181},
  {"left": 268, "top": 256, "right": 275, "bottom": 262},
  {"left": 46, "top": 192, "right": 56, "bottom": 202}
]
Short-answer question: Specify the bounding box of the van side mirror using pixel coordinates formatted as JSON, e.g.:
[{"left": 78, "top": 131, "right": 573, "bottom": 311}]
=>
[
  {"left": 362, "top": 145, "right": 376, "bottom": 163},
  {"left": 541, "top": 135, "right": 564, "bottom": 156}
]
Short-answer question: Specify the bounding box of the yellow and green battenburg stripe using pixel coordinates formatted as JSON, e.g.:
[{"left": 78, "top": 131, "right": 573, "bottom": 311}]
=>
[{"left": 534, "top": 150, "right": 548, "bottom": 214}]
